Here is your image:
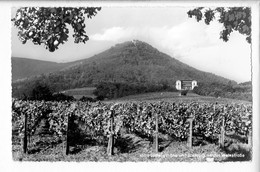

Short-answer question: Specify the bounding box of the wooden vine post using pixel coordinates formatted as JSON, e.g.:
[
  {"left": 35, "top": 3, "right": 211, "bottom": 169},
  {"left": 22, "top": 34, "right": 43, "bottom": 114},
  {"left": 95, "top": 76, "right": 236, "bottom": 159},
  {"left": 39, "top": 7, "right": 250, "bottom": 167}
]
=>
[
  {"left": 65, "top": 103, "right": 76, "bottom": 155},
  {"left": 248, "top": 130, "right": 252, "bottom": 146},
  {"left": 187, "top": 116, "right": 193, "bottom": 148},
  {"left": 212, "top": 104, "right": 216, "bottom": 127},
  {"left": 219, "top": 106, "right": 225, "bottom": 148},
  {"left": 154, "top": 112, "right": 159, "bottom": 153},
  {"left": 245, "top": 108, "right": 252, "bottom": 147},
  {"left": 107, "top": 109, "right": 114, "bottom": 156},
  {"left": 65, "top": 113, "right": 70, "bottom": 155},
  {"left": 247, "top": 108, "right": 252, "bottom": 146},
  {"left": 220, "top": 118, "right": 225, "bottom": 148},
  {"left": 23, "top": 112, "right": 28, "bottom": 154}
]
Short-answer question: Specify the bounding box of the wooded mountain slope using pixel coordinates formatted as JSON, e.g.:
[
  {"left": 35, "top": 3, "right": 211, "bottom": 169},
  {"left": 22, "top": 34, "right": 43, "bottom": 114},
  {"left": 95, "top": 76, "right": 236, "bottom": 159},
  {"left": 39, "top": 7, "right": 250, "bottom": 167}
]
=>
[
  {"left": 12, "top": 57, "right": 74, "bottom": 81},
  {"left": 12, "top": 40, "right": 235, "bottom": 94}
]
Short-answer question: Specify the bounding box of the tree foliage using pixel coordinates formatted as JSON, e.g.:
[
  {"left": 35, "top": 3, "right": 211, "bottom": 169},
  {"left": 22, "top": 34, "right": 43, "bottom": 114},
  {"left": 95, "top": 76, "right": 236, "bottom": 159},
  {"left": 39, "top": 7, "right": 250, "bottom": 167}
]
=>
[
  {"left": 187, "top": 7, "right": 251, "bottom": 43},
  {"left": 93, "top": 82, "right": 177, "bottom": 100},
  {"left": 12, "top": 79, "right": 75, "bottom": 101},
  {"left": 192, "top": 82, "right": 252, "bottom": 101},
  {"left": 12, "top": 7, "right": 101, "bottom": 52},
  {"left": 31, "top": 81, "right": 53, "bottom": 101}
]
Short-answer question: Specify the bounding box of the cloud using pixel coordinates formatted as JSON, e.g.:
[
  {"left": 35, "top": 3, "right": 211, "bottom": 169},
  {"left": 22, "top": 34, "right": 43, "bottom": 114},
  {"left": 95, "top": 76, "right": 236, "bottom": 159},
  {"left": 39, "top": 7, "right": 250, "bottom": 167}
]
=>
[
  {"left": 90, "top": 20, "right": 222, "bottom": 56},
  {"left": 90, "top": 27, "right": 134, "bottom": 42}
]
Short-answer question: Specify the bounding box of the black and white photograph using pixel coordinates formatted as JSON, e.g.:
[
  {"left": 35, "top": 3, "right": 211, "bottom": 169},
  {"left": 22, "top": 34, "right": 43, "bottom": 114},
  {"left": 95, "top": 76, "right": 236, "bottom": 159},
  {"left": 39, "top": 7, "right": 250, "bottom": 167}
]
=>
[{"left": 0, "top": 0, "right": 259, "bottom": 172}]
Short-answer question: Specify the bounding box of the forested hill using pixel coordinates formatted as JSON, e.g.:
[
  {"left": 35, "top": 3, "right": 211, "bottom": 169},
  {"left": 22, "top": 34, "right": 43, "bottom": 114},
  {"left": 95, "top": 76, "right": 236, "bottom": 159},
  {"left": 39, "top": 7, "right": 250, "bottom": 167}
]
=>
[
  {"left": 12, "top": 57, "right": 75, "bottom": 81},
  {"left": 12, "top": 40, "right": 235, "bottom": 94}
]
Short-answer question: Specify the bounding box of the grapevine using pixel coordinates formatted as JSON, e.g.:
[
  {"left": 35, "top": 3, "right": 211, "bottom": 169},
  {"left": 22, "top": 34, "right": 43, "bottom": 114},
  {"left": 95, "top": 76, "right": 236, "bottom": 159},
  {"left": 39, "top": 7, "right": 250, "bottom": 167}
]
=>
[{"left": 12, "top": 99, "right": 252, "bottom": 149}]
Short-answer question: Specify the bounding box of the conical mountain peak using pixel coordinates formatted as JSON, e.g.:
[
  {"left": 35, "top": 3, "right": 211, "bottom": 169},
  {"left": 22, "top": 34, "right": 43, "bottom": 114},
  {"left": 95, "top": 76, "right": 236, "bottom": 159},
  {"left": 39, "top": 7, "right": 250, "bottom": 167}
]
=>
[{"left": 12, "top": 40, "right": 233, "bottom": 94}]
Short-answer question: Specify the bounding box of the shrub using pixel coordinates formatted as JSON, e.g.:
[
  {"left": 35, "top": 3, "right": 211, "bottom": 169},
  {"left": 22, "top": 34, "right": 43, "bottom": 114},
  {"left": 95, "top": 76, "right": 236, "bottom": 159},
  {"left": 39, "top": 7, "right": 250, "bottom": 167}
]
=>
[
  {"left": 93, "top": 81, "right": 178, "bottom": 100},
  {"left": 79, "top": 96, "right": 95, "bottom": 102},
  {"left": 52, "top": 93, "right": 75, "bottom": 101},
  {"left": 30, "top": 81, "right": 53, "bottom": 101},
  {"left": 181, "top": 90, "right": 189, "bottom": 96}
]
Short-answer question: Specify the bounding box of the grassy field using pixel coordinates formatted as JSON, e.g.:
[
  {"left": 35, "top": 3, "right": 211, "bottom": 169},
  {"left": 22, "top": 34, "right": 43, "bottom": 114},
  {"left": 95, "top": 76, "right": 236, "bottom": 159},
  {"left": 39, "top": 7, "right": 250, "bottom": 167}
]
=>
[
  {"left": 62, "top": 87, "right": 96, "bottom": 99},
  {"left": 61, "top": 87, "right": 252, "bottom": 105},
  {"left": 106, "top": 91, "right": 252, "bottom": 105}
]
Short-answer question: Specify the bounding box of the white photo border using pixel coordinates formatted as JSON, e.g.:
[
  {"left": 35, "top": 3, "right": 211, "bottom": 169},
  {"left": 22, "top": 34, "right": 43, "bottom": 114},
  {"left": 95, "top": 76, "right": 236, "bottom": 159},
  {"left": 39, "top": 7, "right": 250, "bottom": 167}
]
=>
[{"left": 0, "top": 1, "right": 259, "bottom": 172}]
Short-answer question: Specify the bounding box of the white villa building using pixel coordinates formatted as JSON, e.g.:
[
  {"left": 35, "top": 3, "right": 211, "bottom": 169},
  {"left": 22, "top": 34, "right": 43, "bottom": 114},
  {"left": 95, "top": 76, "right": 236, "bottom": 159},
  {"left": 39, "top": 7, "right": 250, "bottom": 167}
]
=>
[{"left": 176, "top": 80, "right": 198, "bottom": 91}]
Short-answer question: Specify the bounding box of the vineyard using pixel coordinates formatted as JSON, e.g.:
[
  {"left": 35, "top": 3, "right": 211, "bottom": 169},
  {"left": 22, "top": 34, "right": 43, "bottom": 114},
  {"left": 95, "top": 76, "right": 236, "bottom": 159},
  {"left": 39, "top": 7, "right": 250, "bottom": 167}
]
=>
[{"left": 12, "top": 99, "right": 252, "bottom": 161}]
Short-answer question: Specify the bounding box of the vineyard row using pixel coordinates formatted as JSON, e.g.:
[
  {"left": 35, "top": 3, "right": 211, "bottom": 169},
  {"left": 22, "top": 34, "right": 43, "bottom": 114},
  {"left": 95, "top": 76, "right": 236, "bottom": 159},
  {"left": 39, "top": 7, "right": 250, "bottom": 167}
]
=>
[{"left": 12, "top": 99, "right": 252, "bottom": 155}]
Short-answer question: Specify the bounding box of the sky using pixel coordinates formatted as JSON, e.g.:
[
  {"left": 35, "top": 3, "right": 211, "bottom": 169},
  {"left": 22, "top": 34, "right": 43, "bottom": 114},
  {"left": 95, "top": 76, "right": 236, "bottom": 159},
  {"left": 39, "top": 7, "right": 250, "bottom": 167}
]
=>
[{"left": 11, "top": 6, "right": 252, "bottom": 83}]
